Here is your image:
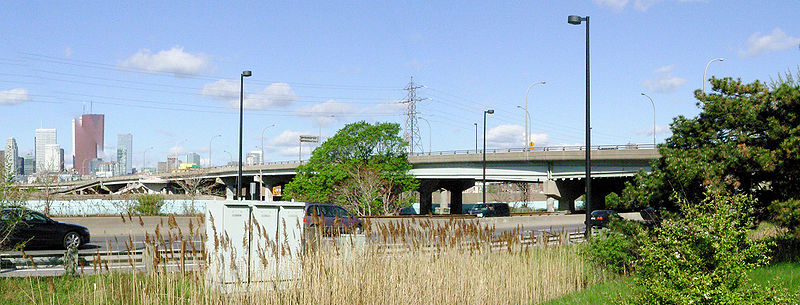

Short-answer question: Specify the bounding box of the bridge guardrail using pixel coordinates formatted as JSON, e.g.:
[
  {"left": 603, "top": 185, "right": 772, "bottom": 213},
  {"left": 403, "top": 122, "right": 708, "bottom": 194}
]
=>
[{"left": 410, "top": 143, "right": 656, "bottom": 157}]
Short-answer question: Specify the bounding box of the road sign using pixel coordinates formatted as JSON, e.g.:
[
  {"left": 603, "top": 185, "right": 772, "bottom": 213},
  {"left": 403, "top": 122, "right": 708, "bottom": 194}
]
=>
[{"left": 299, "top": 135, "right": 319, "bottom": 143}]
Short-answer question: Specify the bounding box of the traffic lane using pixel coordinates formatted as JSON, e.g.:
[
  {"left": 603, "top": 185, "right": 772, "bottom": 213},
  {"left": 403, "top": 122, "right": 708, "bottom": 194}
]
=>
[
  {"left": 52, "top": 215, "right": 204, "bottom": 238},
  {"left": 3, "top": 235, "right": 203, "bottom": 257}
]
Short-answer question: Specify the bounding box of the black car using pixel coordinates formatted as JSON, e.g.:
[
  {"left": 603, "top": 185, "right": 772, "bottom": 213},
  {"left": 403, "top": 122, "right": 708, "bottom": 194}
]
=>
[
  {"left": 468, "top": 202, "right": 510, "bottom": 217},
  {"left": 0, "top": 208, "right": 90, "bottom": 249},
  {"left": 589, "top": 209, "right": 621, "bottom": 228},
  {"left": 303, "top": 203, "right": 363, "bottom": 234}
]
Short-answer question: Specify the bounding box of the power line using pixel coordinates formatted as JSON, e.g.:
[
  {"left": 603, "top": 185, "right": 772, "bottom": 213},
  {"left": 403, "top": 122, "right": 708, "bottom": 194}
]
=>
[{"left": 400, "top": 77, "right": 427, "bottom": 154}]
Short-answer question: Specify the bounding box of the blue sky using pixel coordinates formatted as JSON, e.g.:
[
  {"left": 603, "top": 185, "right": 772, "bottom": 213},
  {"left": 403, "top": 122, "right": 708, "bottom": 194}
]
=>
[{"left": 1, "top": 1, "right": 798, "bottom": 169}]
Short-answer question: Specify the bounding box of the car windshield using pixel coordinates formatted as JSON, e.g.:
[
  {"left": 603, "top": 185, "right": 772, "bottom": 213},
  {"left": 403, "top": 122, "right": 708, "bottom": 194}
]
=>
[
  {"left": 591, "top": 210, "right": 611, "bottom": 217},
  {"left": 472, "top": 204, "right": 489, "bottom": 211}
]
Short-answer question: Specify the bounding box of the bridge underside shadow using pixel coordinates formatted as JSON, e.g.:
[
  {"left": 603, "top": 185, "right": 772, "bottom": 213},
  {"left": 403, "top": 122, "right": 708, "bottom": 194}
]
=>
[{"left": 417, "top": 176, "right": 630, "bottom": 214}]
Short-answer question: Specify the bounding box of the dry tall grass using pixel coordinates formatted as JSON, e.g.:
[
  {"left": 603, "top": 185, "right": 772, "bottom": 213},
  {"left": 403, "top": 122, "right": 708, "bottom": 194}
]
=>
[{"left": 2, "top": 217, "right": 602, "bottom": 305}]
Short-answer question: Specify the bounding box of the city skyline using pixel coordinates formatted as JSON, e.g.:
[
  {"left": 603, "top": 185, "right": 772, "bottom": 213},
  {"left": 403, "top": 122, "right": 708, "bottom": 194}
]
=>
[{"left": 0, "top": 1, "right": 798, "bottom": 169}]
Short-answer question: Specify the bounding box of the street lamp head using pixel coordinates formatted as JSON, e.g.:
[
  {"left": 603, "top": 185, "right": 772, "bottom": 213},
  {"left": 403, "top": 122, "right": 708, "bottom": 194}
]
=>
[
  {"left": 516, "top": 105, "right": 523, "bottom": 109},
  {"left": 568, "top": 15, "right": 584, "bottom": 25},
  {"left": 486, "top": 109, "right": 494, "bottom": 114},
  {"left": 242, "top": 70, "right": 252, "bottom": 77}
]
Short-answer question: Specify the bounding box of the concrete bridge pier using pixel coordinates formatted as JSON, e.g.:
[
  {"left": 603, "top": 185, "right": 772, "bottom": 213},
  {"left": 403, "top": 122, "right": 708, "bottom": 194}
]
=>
[
  {"left": 544, "top": 179, "right": 584, "bottom": 212},
  {"left": 418, "top": 180, "right": 438, "bottom": 215},
  {"left": 441, "top": 180, "right": 473, "bottom": 214}
]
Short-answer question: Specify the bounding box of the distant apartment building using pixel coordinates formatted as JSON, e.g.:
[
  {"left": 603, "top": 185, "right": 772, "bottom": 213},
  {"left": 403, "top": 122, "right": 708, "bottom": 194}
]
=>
[
  {"left": 167, "top": 155, "right": 179, "bottom": 172},
  {"left": 186, "top": 152, "right": 201, "bottom": 165},
  {"left": 117, "top": 133, "right": 133, "bottom": 175},
  {"left": 246, "top": 151, "right": 262, "bottom": 166},
  {"left": 157, "top": 161, "right": 168, "bottom": 173},
  {"left": 35, "top": 128, "right": 57, "bottom": 173},
  {"left": 96, "top": 161, "right": 119, "bottom": 178},
  {"left": 4, "top": 138, "right": 19, "bottom": 175},
  {"left": 73, "top": 114, "right": 104, "bottom": 175},
  {"left": 88, "top": 158, "right": 103, "bottom": 174}
]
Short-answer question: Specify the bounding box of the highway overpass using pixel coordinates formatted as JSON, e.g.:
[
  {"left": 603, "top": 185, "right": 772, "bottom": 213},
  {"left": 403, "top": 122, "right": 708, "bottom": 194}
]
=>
[{"left": 28, "top": 144, "right": 659, "bottom": 214}]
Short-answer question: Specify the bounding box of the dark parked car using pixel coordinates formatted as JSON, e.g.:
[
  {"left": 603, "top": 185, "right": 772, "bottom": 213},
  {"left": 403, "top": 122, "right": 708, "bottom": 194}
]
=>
[
  {"left": 468, "top": 202, "right": 510, "bottom": 217},
  {"left": 303, "top": 203, "right": 363, "bottom": 234},
  {"left": 589, "top": 209, "right": 621, "bottom": 228},
  {"left": 398, "top": 206, "right": 417, "bottom": 215},
  {"left": 0, "top": 208, "right": 90, "bottom": 249},
  {"left": 640, "top": 207, "right": 662, "bottom": 224}
]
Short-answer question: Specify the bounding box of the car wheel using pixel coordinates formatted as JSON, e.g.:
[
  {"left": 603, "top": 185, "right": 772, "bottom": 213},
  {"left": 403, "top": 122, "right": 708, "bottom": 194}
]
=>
[{"left": 63, "top": 232, "right": 81, "bottom": 249}]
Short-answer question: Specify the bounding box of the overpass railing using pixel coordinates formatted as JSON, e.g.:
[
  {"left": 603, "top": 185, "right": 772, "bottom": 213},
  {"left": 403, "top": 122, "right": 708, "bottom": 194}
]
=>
[{"left": 410, "top": 143, "right": 656, "bottom": 156}]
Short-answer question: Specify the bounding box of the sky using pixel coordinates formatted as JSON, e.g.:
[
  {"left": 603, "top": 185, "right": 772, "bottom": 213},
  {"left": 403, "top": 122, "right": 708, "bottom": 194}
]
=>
[{"left": 1, "top": 1, "right": 798, "bottom": 169}]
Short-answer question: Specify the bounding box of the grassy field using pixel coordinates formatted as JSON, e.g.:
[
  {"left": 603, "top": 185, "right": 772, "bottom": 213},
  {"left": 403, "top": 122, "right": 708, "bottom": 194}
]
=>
[
  {"left": 0, "top": 219, "right": 607, "bottom": 305},
  {"left": 543, "top": 262, "right": 800, "bottom": 304}
]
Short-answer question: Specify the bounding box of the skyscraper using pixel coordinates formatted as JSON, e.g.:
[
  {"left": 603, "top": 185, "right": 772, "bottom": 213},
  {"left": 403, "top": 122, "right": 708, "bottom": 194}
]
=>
[
  {"left": 22, "top": 154, "right": 35, "bottom": 175},
  {"left": 4, "top": 138, "right": 19, "bottom": 176},
  {"left": 43, "top": 144, "right": 61, "bottom": 172},
  {"left": 186, "top": 152, "right": 201, "bottom": 165},
  {"left": 73, "top": 114, "right": 104, "bottom": 175},
  {"left": 35, "top": 128, "right": 57, "bottom": 173},
  {"left": 117, "top": 134, "right": 133, "bottom": 175}
]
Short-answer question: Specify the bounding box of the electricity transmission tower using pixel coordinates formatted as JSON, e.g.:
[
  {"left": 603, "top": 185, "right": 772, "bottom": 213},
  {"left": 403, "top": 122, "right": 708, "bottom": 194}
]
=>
[{"left": 401, "top": 77, "right": 427, "bottom": 154}]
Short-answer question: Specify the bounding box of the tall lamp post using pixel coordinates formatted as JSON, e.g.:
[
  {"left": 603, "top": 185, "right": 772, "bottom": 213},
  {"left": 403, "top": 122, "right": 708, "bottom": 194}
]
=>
[
  {"left": 473, "top": 123, "right": 478, "bottom": 152},
  {"left": 209, "top": 134, "right": 221, "bottom": 168},
  {"left": 261, "top": 124, "right": 275, "bottom": 165},
  {"left": 142, "top": 146, "right": 153, "bottom": 172},
  {"left": 641, "top": 93, "right": 656, "bottom": 148},
  {"left": 238, "top": 70, "right": 252, "bottom": 200},
  {"left": 568, "top": 14, "right": 592, "bottom": 237},
  {"left": 516, "top": 106, "right": 532, "bottom": 146},
  {"left": 418, "top": 117, "right": 432, "bottom": 154},
  {"left": 482, "top": 109, "right": 494, "bottom": 204},
  {"left": 524, "top": 81, "right": 545, "bottom": 147},
  {"left": 703, "top": 58, "right": 724, "bottom": 94}
]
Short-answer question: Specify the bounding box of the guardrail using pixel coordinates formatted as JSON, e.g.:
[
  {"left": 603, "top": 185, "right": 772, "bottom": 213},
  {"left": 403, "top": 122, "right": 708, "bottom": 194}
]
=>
[{"left": 410, "top": 143, "right": 656, "bottom": 157}]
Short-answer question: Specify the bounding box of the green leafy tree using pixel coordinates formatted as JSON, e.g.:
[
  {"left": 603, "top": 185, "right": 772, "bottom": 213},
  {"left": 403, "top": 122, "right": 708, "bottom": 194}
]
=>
[
  {"left": 283, "top": 121, "right": 418, "bottom": 215},
  {"left": 629, "top": 192, "right": 797, "bottom": 304},
  {"left": 611, "top": 73, "right": 800, "bottom": 232}
]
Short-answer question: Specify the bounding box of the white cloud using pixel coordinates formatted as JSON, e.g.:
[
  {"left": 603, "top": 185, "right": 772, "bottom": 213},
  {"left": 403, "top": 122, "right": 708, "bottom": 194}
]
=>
[
  {"left": 595, "top": 0, "right": 703, "bottom": 11},
  {"left": 0, "top": 88, "right": 31, "bottom": 105},
  {"left": 593, "top": 0, "right": 629, "bottom": 11},
  {"left": 169, "top": 146, "right": 186, "bottom": 155},
  {"left": 641, "top": 65, "right": 687, "bottom": 93},
  {"left": 295, "top": 100, "right": 354, "bottom": 126},
  {"left": 64, "top": 47, "right": 73, "bottom": 58},
  {"left": 741, "top": 28, "right": 800, "bottom": 57},
  {"left": 201, "top": 80, "right": 298, "bottom": 110},
  {"left": 121, "top": 46, "right": 210, "bottom": 76},
  {"left": 486, "top": 125, "right": 525, "bottom": 148},
  {"left": 279, "top": 147, "right": 301, "bottom": 157},
  {"left": 269, "top": 130, "right": 313, "bottom": 147},
  {"left": 636, "top": 124, "right": 671, "bottom": 136}
]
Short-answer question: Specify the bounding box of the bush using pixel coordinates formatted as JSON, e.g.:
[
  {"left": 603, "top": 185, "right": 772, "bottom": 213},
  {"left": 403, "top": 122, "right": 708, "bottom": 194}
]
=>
[
  {"left": 134, "top": 194, "right": 165, "bottom": 215},
  {"left": 769, "top": 198, "right": 800, "bottom": 237},
  {"left": 629, "top": 192, "right": 791, "bottom": 304},
  {"left": 584, "top": 219, "right": 643, "bottom": 275}
]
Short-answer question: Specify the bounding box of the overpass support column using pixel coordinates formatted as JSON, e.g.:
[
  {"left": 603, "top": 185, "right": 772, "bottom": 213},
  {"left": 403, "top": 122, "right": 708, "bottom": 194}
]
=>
[
  {"left": 418, "top": 180, "right": 439, "bottom": 215},
  {"left": 442, "top": 180, "right": 474, "bottom": 214}
]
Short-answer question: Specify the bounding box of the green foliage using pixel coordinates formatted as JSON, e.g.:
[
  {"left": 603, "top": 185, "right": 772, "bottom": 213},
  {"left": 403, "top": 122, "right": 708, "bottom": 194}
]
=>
[
  {"left": 283, "top": 121, "right": 418, "bottom": 215},
  {"left": 585, "top": 219, "right": 644, "bottom": 275},
  {"left": 134, "top": 194, "right": 165, "bottom": 215},
  {"left": 629, "top": 192, "right": 791, "bottom": 304},
  {"left": 769, "top": 199, "right": 800, "bottom": 237},
  {"left": 613, "top": 74, "right": 800, "bottom": 232}
]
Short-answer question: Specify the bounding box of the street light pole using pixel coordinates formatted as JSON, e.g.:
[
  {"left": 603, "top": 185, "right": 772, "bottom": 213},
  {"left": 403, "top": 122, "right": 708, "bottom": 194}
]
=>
[
  {"left": 703, "top": 58, "right": 724, "bottom": 94},
  {"left": 568, "top": 14, "right": 592, "bottom": 238},
  {"left": 474, "top": 123, "right": 478, "bottom": 152},
  {"left": 483, "top": 109, "right": 494, "bottom": 204},
  {"left": 238, "top": 70, "right": 252, "bottom": 200},
  {"left": 524, "top": 81, "right": 545, "bottom": 147},
  {"left": 516, "top": 106, "right": 532, "bottom": 146},
  {"left": 641, "top": 93, "right": 656, "bottom": 148},
  {"left": 142, "top": 146, "right": 153, "bottom": 173},
  {"left": 418, "top": 117, "right": 432, "bottom": 154},
  {"left": 261, "top": 124, "right": 275, "bottom": 165},
  {"left": 209, "top": 135, "right": 221, "bottom": 168}
]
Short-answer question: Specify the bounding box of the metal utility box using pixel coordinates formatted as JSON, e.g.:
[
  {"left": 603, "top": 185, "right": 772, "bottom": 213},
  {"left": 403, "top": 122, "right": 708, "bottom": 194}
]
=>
[{"left": 205, "top": 200, "right": 305, "bottom": 289}]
